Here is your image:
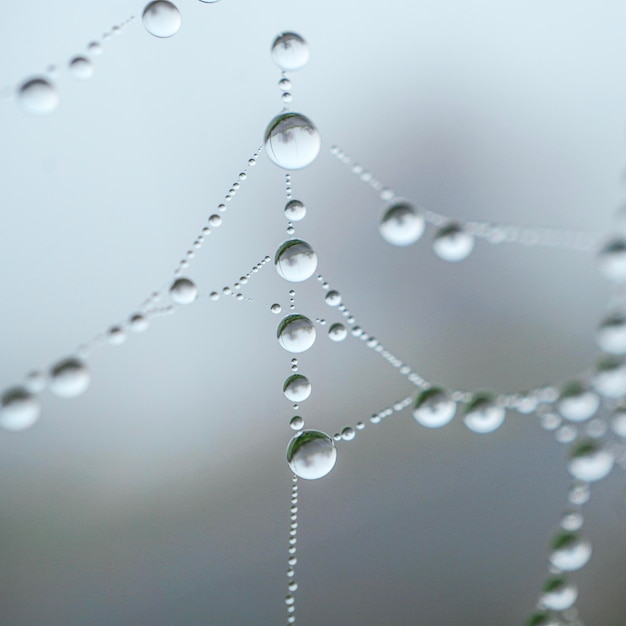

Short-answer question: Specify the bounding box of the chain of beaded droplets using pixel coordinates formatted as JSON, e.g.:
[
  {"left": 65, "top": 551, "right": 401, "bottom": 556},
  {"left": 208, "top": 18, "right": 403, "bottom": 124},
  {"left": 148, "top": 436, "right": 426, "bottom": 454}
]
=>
[{"left": 6, "top": 7, "right": 626, "bottom": 625}]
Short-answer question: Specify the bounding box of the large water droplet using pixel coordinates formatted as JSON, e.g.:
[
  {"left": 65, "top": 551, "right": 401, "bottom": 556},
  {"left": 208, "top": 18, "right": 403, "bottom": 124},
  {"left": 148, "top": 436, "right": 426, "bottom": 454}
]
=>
[
  {"left": 170, "top": 277, "right": 198, "bottom": 304},
  {"left": 69, "top": 56, "right": 94, "bottom": 80},
  {"left": 275, "top": 239, "right": 318, "bottom": 282},
  {"left": 599, "top": 238, "right": 626, "bottom": 282},
  {"left": 18, "top": 78, "right": 59, "bottom": 115},
  {"left": 283, "top": 374, "right": 312, "bottom": 402},
  {"left": 0, "top": 387, "right": 40, "bottom": 431},
  {"left": 286, "top": 430, "right": 337, "bottom": 479},
  {"left": 568, "top": 440, "right": 613, "bottom": 482},
  {"left": 271, "top": 32, "right": 310, "bottom": 71},
  {"left": 463, "top": 393, "right": 505, "bottom": 434},
  {"left": 541, "top": 576, "right": 577, "bottom": 611},
  {"left": 433, "top": 223, "right": 475, "bottom": 262},
  {"left": 413, "top": 387, "right": 456, "bottom": 428},
  {"left": 550, "top": 532, "right": 592, "bottom": 571},
  {"left": 264, "top": 112, "right": 321, "bottom": 170},
  {"left": 142, "top": 0, "right": 182, "bottom": 38},
  {"left": 49, "top": 357, "right": 90, "bottom": 398},
  {"left": 379, "top": 201, "right": 424, "bottom": 246},
  {"left": 284, "top": 199, "right": 307, "bottom": 221},
  {"left": 277, "top": 314, "right": 316, "bottom": 353},
  {"left": 557, "top": 382, "right": 599, "bottom": 422},
  {"left": 597, "top": 312, "right": 626, "bottom": 354}
]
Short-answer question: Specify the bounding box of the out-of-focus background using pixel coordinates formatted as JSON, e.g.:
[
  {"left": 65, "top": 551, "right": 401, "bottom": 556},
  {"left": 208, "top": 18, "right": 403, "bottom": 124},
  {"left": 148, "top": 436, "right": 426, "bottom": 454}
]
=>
[{"left": 0, "top": 0, "right": 625, "bottom": 624}]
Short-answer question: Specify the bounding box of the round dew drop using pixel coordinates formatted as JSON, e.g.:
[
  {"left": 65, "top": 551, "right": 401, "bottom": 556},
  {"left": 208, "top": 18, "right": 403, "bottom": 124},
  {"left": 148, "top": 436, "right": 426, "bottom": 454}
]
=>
[
  {"left": 413, "top": 387, "right": 456, "bottom": 428},
  {"left": 324, "top": 290, "right": 341, "bottom": 307},
  {"left": 328, "top": 323, "right": 347, "bottom": 342},
  {"left": 264, "top": 112, "right": 321, "bottom": 170},
  {"left": 379, "top": 201, "right": 425, "bottom": 246},
  {"left": 142, "top": 0, "right": 182, "bottom": 38},
  {"left": 567, "top": 440, "right": 614, "bottom": 482},
  {"left": 18, "top": 78, "right": 59, "bottom": 115},
  {"left": 463, "top": 393, "right": 505, "bottom": 434},
  {"left": 170, "top": 278, "right": 197, "bottom": 304},
  {"left": 593, "top": 356, "right": 626, "bottom": 398},
  {"left": 69, "top": 56, "right": 94, "bottom": 80},
  {"left": 433, "top": 223, "right": 475, "bottom": 262},
  {"left": 49, "top": 357, "right": 90, "bottom": 398},
  {"left": 289, "top": 415, "right": 304, "bottom": 430},
  {"left": 0, "top": 387, "right": 40, "bottom": 432},
  {"left": 284, "top": 200, "right": 307, "bottom": 221},
  {"left": 271, "top": 32, "right": 310, "bottom": 71},
  {"left": 557, "top": 382, "right": 599, "bottom": 422},
  {"left": 597, "top": 312, "right": 626, "bottom": 354},
  {"left": 611, "top": 407, "right": 626, "bottom": 437},
  {"left": 286, "top": 430, "right": 337, "bottom": 480},
  {"left": 540, "top": 576, "right": 578, "bottom": 612},
  {"left": 549, "top": 532, "right": 592, "bottom": 571},
  {"left": 277, "top": 314, "right": 316, "bottom": 353},
  {"left": 275, "top": 239, "right": 318, "bottom": 282},
  {"left": 283, "top": 374, "right": 312, "bottom": 402}
]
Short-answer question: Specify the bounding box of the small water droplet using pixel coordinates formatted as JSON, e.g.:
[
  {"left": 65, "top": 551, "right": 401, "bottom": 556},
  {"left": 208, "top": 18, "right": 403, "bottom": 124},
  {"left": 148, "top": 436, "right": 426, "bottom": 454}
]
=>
[
  {"left": 463, "top": 393, "right": 505, "bottom": 434},
  {"left": 593, "top": 356, "right": 626, "bottom": 398},
  {"left": 18, "top": 78, "right": 59, "bottom": 115},
  {"left": 324, "top": 290, "right": 341, "bottom": 307},
  {"left": 264, "top": 112, "right": 321, "bottom": 170},
  {"left": 558, "top": 382, "right": 599, "bottom": 422},
  {"left": 283, "top": 374, "right": 311, "bottom": 402},
  {"left": 142, "top": 0, "right": 182, "bottom": 38},
  {"left": 129, "top": 314, "right": 149, "bottom": 333},
  {"left": 287, "top": 430, "right": 336, "bottom": 479},
  {"left": 209, "top": 214, "right": 222, "bottom": 227},
  {"left": 413, "top": 387, "right": 456, "bottom": 428},
  {"left": 568, "top": 440, "right": 613, "bottom": 482},
  {"left": 328, "top": 323, "right": 347, "bottom": 342},
  {"left": 1, "top": 387, "right": 40, "bottom": 431},
  {"left": 170, "top": 277, "right": 198, "bottom": 304},
  {"left": 341, "top": 426, "right": 355, "bottom": 441},
  {"left": 271, "top": 32, "right": 310, "bottom": 71},
  {"left": 107, "top": 326, "right": 127, "bottom": 345},
  {"left": 433, "top": 223, "right": 475, "bottom": 262},
  {"left": 283, "top": 199, "right": 306, "bottom": 222},
  {"left": 49, "top": 357, "right": 90, "bottom": 398},
  {"left": 69, "top": 56, "right": 94, "bottom": 80},
  {"left": 611, "top": 407, "right": 626, "bottom": 437},
  {"left": 290, "top": 415, "right": 304, "bottom": 430},
  {"left": 275, "top": 239, "right": 318, "bottom": 282},
  {"left": 271, "top": 303, "right": 282, "bottom": 314},
  {"left": 541, "top": 576, "right": 577, "bottom": 611},
  {"left": 550, "top": 532, "right": 592, "bottom": 571},
  {"left": 87, "top": 42, "right": 103, "bottom": 56},
  {"left": 379, "top": 201, "right": 424, "bottom": 246},
  {"left": 282, "top": 92, "right": 293, "bottom": 103},
  {"left": 277, "top": 315, "right": 316, "bottom": 353}
]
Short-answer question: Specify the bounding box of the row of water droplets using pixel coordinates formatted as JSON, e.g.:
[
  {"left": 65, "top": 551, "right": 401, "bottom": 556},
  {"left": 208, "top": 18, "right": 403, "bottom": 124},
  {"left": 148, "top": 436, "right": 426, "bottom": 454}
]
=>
[{"left": 16, "top": 0, "right": 220, "bottom": 115}]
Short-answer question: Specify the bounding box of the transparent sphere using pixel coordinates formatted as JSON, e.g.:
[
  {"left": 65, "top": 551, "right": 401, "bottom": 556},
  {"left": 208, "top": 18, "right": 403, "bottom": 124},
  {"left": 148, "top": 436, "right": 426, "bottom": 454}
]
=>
[
  {"left": 283, "top": 374, "right": 312, "bottom": 402},
  {"left": 328, "top": 323, "right": 347, "bottom": 342},
  {"left": 557, "top": 382, "right": 599, "bottom": 422},
  {"left": 550, "top": 532, "right": 592, "bottom": 571},
  {"left": 541, "top": 576, "right": 578, "bottom": 612},
  {"left": 18, "top": 78, "right": 59, "bottom": 115},
  {"left": 271, "top": 32, "right": 310, "bottom": 71},
  {"left": 413, "top": 387, "right": 456, "bottom": 428},
  {"left": 289, "top": 415, "right": 304, "bottom": 431},
  {"left": 379, "top": 201, "right": 425, "bottom": 246},
  {"left": 593, "top": 356, "right": 626, "bottom": 398},
  {"left": 611, "top": 407, "right": 626, "bottom": 438},
  {"left": 560, "top": 510, "right": 584, "bottom": 532},
  {"left": 264, "top": 113, "right": 321, "bottom": 170},
  {"left": 341, "top": 426, "right": 356, "bottom": 441},
  {"left": 275, "top": 239, "right": 318, "bottom": 282},
  {"left": 284, "top": 200, "right": 307, "bottom": 221},
  {"left": 142, "top": 0, "right": 182, "bottom": 38},
  {"left": 286, "top": 430, "right": 337, "bottom": 480},
  {"left": 129, "top": 313, "right": 149, "bottom": 333},
  {"left": 69, "top": 56, "right": 94, "bottom": 80},
  {"left": 277, "top": 314, "right": 316, "bottom": 353},
  {"left": 463, "top": 394, "right": 505, "bottom": 434},
  {"left": 597, "top": 312, "right": 626, "bottom": 354},
  {"left": 49, "top": 357, "right": 90, "bottom": 398},
  {"left": 433, "top": 223, "right": 475, "bottom": 262},
  {"left": 0, "top": 387, "right": 40, "bottom": 432},
  {"left": 599, "top": 238, "right": 626, "bottom": 282},
  {"left": 568, "top": 440, "right": 613, "bottom": 482},
  {"left": 325, "top": 290, "right": 341, "bottom": 307},
  {"left": 170, "top": 277, "right": 198, "bottom": 304}
]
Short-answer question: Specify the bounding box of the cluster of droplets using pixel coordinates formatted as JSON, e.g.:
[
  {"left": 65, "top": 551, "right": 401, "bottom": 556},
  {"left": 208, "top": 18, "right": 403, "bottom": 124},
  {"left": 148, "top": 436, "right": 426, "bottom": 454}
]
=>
[{"left": 282, "top": 475, "right": 300, "bottom": 625}]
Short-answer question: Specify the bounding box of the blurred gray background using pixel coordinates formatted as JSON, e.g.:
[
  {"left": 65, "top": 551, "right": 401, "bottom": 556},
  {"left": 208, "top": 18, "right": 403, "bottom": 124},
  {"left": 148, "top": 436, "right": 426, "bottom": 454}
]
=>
[{"left": 0, "top": 0, "right": 625, "bottom": 624}]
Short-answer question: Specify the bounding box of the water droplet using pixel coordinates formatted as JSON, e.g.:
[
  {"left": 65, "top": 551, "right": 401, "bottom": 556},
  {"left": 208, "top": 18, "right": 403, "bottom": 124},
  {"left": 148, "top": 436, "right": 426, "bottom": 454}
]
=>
[
  {"left": 463, "top": 393, "right": 505, "bottom": 434},
  {"left": 129, "top": 313, "right": 149, "bottom": 333},
  {"left": 328, "top": 323, "right": 347, "bottom": 342},
  {"left": 568, "top": 482, "right": 590, "bottom": 506},
  {"left": 170, "top": 277, "right": 198, "bottom": 304},
  {"left": 558, "top": 382, "right": 599, "bottom": 422},
  {"left": 49, "top": 357, "right": 90, "bottom": 398},
  {"left": 69, "top": 56, "right": 94, "bottom": 80},
  {"left": 287, "top": 430, "right": 337, "bottom": 479},
  {"left": 561, "top": 511, "right": 584, "bottom": 532},
  {"left": 599, "top": 238, "right": 626, "bottom": 282},
  {"left": 277, "top": 315, "right": 316, "bottom": 353},
  {"left": 568, "top": 440, "right": 613, "bottom": 482},
  {"left": 209, "top": 214, "right": 222, "bottom": 227},
  {"left": 433, "top": 223, "right": 475, "bottom": 262},
  {"left": 597, "top": 312, "right": 626, "bottom": 354},
  {"left": 282, "top": 92, "right": 293, "bottom": 103},
  {"left": 107, "top": 326, "right": 127, "bottom": 345},
  {"left": 87, "top": 42, "right": 103, "bottom": 56},
  {"left": 550, "top": 532, "right": 592, "bottom": 571},
  {"left": 275, "top": 239, "right": 318, "bottom": 282},
  {"left": 413, "top": 387, "right": 456, "bottom": 428},
  {"left": 611, "top": 407, "right": 626, "bottom": 437},
  {"left": 379, "top": 201, "right": 424, "bottom": 246},
  {"left": 271, "top": 32, "right": 310, "bottom": 71},
  {"left": 283, "top": 374, "right": 312, "bottom": 402},
  {"left": 18, "top": 78, "right": 59, "bottom": 115},
  {"left": 541, "top": 576, "right": 577, "bottom": 611},
  {"left": 593, "top": 356, "right": 626, "bottom": 398},
  {"left": 264, "top": 112, "right": 321, "bottom": 170},
  {"left": 289, "top": 415, "right": 304, "bottom": 430},
  {"left": 324, "top": 290, "right": 341, "bottom": 307},
  {"left": 279, "top": 77, "right": 291, "bottom": 90},
  {"left": 142, "top": 0, "right": 182, "bottom": 38},
  {"left": 271, "top": 303, "right": 282, "bottom": 314},
  {"left": 341, "top": 426, "right": 355, "bottom": 441},
  {"left": 0, "top": 387, "right": 40, "bottom": 431},
  {"left": 284, "top": 200, "right": 307, "bottom": 221}
]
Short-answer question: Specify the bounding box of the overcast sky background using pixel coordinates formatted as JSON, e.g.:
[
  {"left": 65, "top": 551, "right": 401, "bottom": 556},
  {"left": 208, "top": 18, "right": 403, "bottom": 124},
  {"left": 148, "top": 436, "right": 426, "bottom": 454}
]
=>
[{"left": 0, "top": 0, "right": 625, "bottom": 624}]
